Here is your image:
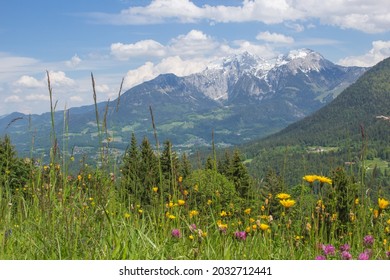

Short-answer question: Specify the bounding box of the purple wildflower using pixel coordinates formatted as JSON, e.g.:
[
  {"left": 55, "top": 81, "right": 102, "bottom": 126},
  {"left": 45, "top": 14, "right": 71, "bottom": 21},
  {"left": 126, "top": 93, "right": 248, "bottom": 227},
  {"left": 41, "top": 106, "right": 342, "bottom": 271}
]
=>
[
  {"left": 358, "top": 252, "right": 370, "bottom": 260},
  {"left": 340, "top": 243, "right": 350, "bottom": 252},
  {"left": 171, "top": 229, "right": 181, "bottom": 238},
  {"left": 341, "top": 251, "right": 353, "bottom": 260},
  {"left": 322, "top": 244, "right": 335, "bottom": 256},
  {"left": 234, "top": 231, "right": 247, "bottom": 241},
  {"left": 315, "top": 255, "right": 326, "bottom": 260},
  {"left": 363, "top": 235, "right": 374, "bottom": 247},
  {"left": 386, "top": 251, "right": 390, "bottom": 259},
  {"left": 189, "top": 224, "right": 197, "bottom": 232}
]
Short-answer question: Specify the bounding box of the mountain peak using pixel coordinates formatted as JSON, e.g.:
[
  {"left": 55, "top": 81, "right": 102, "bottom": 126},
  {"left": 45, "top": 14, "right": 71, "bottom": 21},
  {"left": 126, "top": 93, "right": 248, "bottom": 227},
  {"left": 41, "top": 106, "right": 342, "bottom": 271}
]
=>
[{"left": 275, "top": 48, "right": 328, "bottom": 73}]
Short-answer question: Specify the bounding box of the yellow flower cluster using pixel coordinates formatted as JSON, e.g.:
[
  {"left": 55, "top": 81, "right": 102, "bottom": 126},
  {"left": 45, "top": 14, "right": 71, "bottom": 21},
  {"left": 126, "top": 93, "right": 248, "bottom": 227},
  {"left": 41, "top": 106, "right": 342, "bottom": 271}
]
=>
[
  {"left": 302, "top": 175, "right": 332, "bottom": 185},
  {"left": 379, "top": 198, "right": 389, "bottom": 210},
  {"left": 276, "top": 193, "right": 296, "bottom": 208}
]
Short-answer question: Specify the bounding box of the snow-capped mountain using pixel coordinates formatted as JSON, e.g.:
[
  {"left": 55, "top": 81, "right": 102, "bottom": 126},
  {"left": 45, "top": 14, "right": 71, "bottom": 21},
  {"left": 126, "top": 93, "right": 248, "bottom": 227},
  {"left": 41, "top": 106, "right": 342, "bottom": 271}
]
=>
[{"left": 1, "top": 49, "right": 367, "bottom": 157}]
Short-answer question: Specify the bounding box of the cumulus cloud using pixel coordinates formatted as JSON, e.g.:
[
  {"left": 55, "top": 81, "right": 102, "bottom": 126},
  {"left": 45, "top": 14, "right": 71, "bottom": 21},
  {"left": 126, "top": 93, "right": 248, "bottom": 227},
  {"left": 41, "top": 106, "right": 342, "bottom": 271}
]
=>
[
  {"left": 91, "top": 0, "right": 390, "bottom": 33},
  {"left": 66, "top": 54, "right": 82, "bottom": 68},
  {"left": 4, "top": 95, "right": 23, "bottom": 103},
  {"left": 338, "top": 40, "right": 390, "bottom": 67},
  {"left": 111, "top": 40, "right": 166, "bottom": 60},
  {"left": 25, "top": 94, "right": 50, "bottom": 101},
  {"left": 47, "top": 71, "right": 76, "bottom": 87},
  {"left": 256, "top": 31, "right": 294, "bottom": 44},
  {"left": 70, "top": 96, "right": 83, "bottom": 103},
  {"left": 15, "top": 75, "right": 44, "bottom": 88},
  {"left": 124, "top": 56, "right": 208, "bottom": 88}
]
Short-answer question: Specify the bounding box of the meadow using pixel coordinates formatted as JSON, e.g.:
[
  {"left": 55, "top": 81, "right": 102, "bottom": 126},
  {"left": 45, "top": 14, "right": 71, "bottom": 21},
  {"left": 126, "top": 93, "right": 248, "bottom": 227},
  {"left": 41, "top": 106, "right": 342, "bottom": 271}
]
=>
[{"left": 0, "top": 73, "right": 389, "bottom": 260}]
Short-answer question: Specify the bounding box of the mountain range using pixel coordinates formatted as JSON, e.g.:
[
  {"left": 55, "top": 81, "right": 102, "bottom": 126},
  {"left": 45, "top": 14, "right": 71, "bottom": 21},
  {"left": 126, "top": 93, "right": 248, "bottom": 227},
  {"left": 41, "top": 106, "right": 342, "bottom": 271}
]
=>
[{"left": 0, "top": 49, "right": 367, "bottom": 159}]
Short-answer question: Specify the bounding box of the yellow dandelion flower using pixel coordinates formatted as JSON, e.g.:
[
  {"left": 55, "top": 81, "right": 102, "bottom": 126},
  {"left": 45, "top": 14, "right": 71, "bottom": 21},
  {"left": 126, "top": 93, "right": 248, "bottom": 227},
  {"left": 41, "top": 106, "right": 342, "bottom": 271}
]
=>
[
  {"left": 276, "top": 193, "right": 291, "bottom": 200},
  {"left": 317, "top": 176, "right": 332, "bottom": 184},
  {"left": 152, "top": 187, "right": 158, "bottom": 193},
  {"left": 245, "top": 226, "right": 251, "bottom": 233},
  {"left": 303, "top": 175, "right": 317, "bottom": 183},
  {"left": 168, "top": 201, "right": 174, "bottom": 208},
  {"left": 178, "top": 199, "right": 185, "bottom": 206},
  {"left": 189, "top": 210, "right": 199, "bottom": 218},
  {"left": 220, "top": 210, "right": 228, "bottom": 217},
  {"left": 249, "top": 218, "right": 255, "bottom": 223},
  {"left": 378, "top": 198, "right": 389, "bottom": 210},
  {"left": 189, "top": 235, "right": 194, "bottom": 240},
  {"left": 168, "top": 214, "right": 176, "bottom": 220},
  {"left": 259, "top": 223, "right": 270, "bottom": 231},
  {"left": 280, "top": 199, "right": 296, "bottom": 208},
  {"left": 244, "top": 208, "right": 251, "bottom": 215},
  {"left": 207, "top": 199, "right": 212, "bottom": 205},
  {"left": 138, "top": 209, "right": 143, "bottom": 214},
  {"left": 124, "top": 213, "right": 131, "bottom": 219}
]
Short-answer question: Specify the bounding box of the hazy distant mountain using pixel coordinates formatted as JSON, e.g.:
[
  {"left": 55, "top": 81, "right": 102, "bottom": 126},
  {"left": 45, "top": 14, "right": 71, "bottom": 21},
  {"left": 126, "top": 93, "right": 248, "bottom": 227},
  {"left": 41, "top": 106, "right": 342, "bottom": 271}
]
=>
[{"left": 0, "top": 49, "right": 367, "bottom": 159}]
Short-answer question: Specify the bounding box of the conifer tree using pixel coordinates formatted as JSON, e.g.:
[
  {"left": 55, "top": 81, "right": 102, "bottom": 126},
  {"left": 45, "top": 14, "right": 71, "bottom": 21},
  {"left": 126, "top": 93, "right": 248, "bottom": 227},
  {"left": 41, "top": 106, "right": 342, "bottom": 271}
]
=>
[
  {"left": 229, "top": 150, "right": 250, "bottom": 197},
  {"left": 121, "top": 133, "right": 140, "bottom": 187},
  {"left": 179, "top": 152, "right": 192, "bottom": 179},
  {"left": 160, "top": 140, "right": 179, "bottom": 187}
]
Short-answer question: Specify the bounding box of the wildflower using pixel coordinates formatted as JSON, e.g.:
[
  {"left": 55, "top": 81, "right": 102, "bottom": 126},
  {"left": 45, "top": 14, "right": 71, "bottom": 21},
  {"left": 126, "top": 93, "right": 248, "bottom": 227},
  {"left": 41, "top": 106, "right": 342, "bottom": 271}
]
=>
[
  {"left": 363, "top": 235, "right": 374, "bottom": 247},
  {"left": 235, "top": 231, "right": 247, "bottom": 241},
  {"left": 88, "top": 174, "right": 92, "bottom": 180},
  {"left": 77, "top": 175, "right": 82, "bottom": 181},
  {"left": 386, "top": 251, "right": 390, "bottom": 259},
  {"left": 189, "top": 235, "right": 194, "bottom": 240},
  {"left": 220, "top": 211, "right": 228, "bottom": 217},
  {"left": 378, "top": 198, "right": 389, "bottom": 210},
  {"left": 178, "top": 199, "right": 185, "bottom": 206},
  {"left": 152, "top": 187, "right": 158, "bottom": 193},
  {"left": 70, "top": 156, "right": 75, "bottom": 161},
  {"left": 279, "top": 199, "right": 296, "bottom": 208},
  {"left": 303, "top": 175, "right": 317, "bottom": 183},
  {"left": 341, "top": 251, "right": 353, "bottom": 260},
  {"left": 168, "top": 214, "right": 176, "bottom": 220},
  {"left": 322, "top": 244, "right": 335, "bottom": 256},
  {"left": 183, "top": 190, "right": 189, "bottom": 196},
  {"left": 276, "top": 193, "right": 291, "bottom": 200},
  {"left": 259, "top": 223, "right": 270, "bottom": 231},
  {"left": 387, "top": 219, "right": 390, "bottom": 225},
  {"left": 189, "top": 210, "right": 199, "bottom": 218},
  {"left": 194, "top": 184, "right": 199, "bottom": 192},
  {"left": 207, "top": 199, "right": 212, "bottom": 205},
  {"left": 355, "top": 198, "right": 359, "bottom": 205},
  {"left": 252, "top": 224, "right": 257, "bottom": 230},
  {"left": 317, "top": 176, "right": 332, "bottom": 185},
  {"left": 178, "top": 176, "right": 183, "bottom": 183},
  {"left": 217, "top": 222, "right": 228, "bottom": 234},
  {"left": 358, "top": 252, "right": 370, "bottom": 260},
  {"left": 171, "top": 229, "right": 181, "bottom": 238},
  {"left": 340, "top": 244, "right": 350, "bottom": 252},
  {"left": 245, "top": 226, "right": 251, "bottom": 233},
  {"left": 373, "top": 209, "right": 379, "bottom": 218},
  {"left": 189, "top": 224, "right": 197, "bottom": 232},
  {"left": 124, "top": 213, "right": 131, "bottom": 219},
  {"left": 315, "top": 255, "right": 326, "bottom": 260},
  {"left": 244, "top": 208, "right": 251, "bottom": 215},
  {"left": 138, "top": 209, "right": 143, "bottom": 214},
  {"left": 261, "top": 205, "right": 265, "bottom": 211}
]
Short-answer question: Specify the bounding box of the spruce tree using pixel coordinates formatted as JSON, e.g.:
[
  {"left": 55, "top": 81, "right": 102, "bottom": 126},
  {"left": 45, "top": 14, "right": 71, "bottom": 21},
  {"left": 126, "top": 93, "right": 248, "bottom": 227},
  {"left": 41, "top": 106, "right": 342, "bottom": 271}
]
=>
[{"left": 229, "top": 150, "right": 250, "bottom": 197}]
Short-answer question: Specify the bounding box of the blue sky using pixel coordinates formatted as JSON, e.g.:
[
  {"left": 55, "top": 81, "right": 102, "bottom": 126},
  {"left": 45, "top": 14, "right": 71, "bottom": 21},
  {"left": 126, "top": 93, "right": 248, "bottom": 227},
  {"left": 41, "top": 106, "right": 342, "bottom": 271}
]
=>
[{"left": 1, "top": 0, "right": 389, "bottom": 115}]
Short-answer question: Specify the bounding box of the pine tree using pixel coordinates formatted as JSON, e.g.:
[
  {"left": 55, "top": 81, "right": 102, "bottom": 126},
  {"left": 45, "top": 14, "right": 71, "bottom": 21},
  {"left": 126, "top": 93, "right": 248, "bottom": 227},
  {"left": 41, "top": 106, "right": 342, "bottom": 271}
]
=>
[
  {"left": 160, "top": 140, "right": 179, "bottom": 188},
  {"left": 204, "top": 156, "right": 214, "bottom": 171},
  {"left": 179, "top": 152, "right": 192, "bottom": 179},
  {"left": 121, "top": 133, "right": 140, "bottom": 187},
  {"left": 229, "top": 150, "right": 250, "bottom": 197}
]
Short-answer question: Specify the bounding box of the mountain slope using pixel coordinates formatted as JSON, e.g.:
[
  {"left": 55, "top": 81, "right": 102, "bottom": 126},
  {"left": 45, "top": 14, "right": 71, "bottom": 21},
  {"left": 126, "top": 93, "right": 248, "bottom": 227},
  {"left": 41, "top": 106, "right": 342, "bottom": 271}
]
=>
[
  {"left": 0, "top": 49, "right": 367, "bottom": 159},
  {"left": 243, "top": 56, "right": 390, "bottom": 185}
]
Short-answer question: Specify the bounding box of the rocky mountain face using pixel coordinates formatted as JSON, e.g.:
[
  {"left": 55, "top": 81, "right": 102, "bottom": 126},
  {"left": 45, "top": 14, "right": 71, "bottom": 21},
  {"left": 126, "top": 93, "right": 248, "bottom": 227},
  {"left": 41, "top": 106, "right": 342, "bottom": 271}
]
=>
[{"left": 0, "top": 49, "right": 367, "bottom": 159}]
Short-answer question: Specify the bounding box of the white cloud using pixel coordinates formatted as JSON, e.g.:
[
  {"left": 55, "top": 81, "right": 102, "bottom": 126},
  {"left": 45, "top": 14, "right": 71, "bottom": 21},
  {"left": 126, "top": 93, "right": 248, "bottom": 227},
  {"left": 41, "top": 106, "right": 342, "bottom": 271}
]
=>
[
  {"left": 15, "top": 75, "right": 44, "bottom": 88},
  {"left": 25, "top": 94, "right": 50, "bottom": 101},
  {"left": 66, "top": 54, "right": 82, "bottom": 68},
  {"left": 95, "top": 84, "right": 110, "bottom": 93},
  {"left": 124, "top": 56, "right": 208, "bottom": 89},
  {"left": 47, "top": 71, "right": 76, "bottom": 87},
  {"left": 256, "top": 31, "right": 294, "bottom": 44},
  {"left": 91, "top": 0, "right": 390, "bottom": 33},
  {"left": 111, "top": 40, "right": 166, "bottom": 60},
  {"left": 70, "top": 96, "right": 83, "bottom": 103},
  {"left": 4, "top": 95, "right": 23, "bottom": 103},
  {"left": 338, "top": 40, "right": 390, "bottom": 67}
]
